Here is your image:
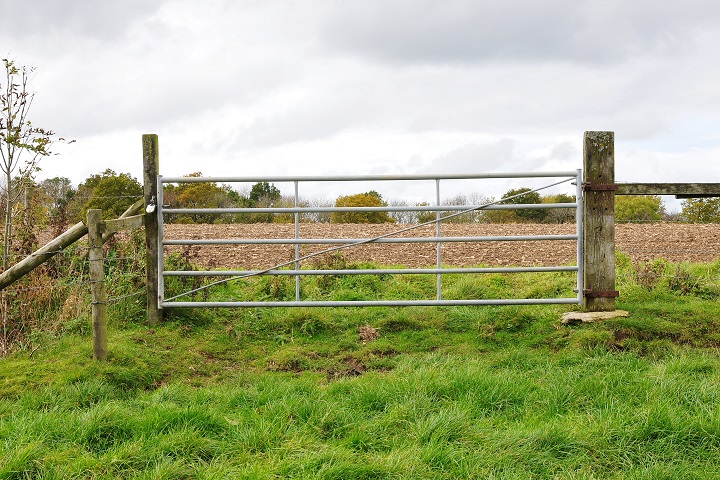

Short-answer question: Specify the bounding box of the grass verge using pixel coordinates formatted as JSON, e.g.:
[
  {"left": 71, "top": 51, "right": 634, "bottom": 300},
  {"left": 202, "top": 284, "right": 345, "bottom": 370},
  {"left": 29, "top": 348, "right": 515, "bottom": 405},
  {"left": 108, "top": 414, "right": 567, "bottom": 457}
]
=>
[{"left": 1, "top": 254, "right": 720, "bottom": 478}]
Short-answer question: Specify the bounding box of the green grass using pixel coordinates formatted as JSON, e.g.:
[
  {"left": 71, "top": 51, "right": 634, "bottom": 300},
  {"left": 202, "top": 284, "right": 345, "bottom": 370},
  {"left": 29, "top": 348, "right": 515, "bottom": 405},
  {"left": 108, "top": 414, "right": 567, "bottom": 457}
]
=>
[{"left": 2, "top": 255, "right": 720, "bottom": 478}]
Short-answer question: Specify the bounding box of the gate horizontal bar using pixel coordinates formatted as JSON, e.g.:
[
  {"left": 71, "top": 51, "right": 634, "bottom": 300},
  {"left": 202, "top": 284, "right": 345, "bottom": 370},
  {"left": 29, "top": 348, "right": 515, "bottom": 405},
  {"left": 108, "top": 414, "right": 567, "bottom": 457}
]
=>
[
  {"left": 163, "top": 234, "right": 578, "bottom": 246},
  {"left": 160, "top": 172, "right": 579, "bottom": 183},
  {"left": 163, "top": 266, "right": 579, "bottom": 277},
  {"left": 162, "top": 203, "right": 577, "bottom": 214},
  {"left": 162, "top": 298, "right": 581, "bottom": 308}
]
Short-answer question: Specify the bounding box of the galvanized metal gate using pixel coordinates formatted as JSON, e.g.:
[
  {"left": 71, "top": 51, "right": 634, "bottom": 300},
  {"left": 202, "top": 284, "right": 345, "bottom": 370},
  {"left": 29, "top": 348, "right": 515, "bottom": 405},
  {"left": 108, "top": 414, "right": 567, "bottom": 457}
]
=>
[{"left": 156, "top": 171, "right": 584, "bottom": 307}]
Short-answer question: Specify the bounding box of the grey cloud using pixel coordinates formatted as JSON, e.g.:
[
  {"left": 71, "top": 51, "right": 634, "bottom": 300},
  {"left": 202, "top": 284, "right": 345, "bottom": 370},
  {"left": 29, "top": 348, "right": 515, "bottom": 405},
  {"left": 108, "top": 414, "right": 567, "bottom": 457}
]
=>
[
  {"left": 321, "top": 0, "right": 720, "bottom": 65},
  {"left": 1, "top": 0, "right": 168, "bottom": 41}
]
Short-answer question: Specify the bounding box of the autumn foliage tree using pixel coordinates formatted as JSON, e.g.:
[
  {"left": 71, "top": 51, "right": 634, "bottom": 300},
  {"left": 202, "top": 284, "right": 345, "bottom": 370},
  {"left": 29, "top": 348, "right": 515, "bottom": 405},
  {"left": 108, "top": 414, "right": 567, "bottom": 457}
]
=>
[
  {"left": 331, "top": 192, "right": 395, "bottom": 224},
  {"left": 164, "top": 172, "right": 238, "bottom": 224}
]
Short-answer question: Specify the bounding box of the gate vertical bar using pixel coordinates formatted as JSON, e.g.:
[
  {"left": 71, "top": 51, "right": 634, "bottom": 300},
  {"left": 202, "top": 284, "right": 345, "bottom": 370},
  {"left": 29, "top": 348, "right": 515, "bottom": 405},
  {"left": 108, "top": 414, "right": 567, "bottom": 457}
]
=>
[
  {"left": 143, "top": 134, "right": 162, "bottom": 324},
  {"left": 583, "top": 131, "right": 616, "bottom": 311},
  {"left": 156, "top": 175, "right": 165, "bottom": 308},
  {"left": 294, "top": 181, "right": 300, "bottom": 301},
  {"left": 575, "top": 168, "right": 584, "bottom": 304},
  {"left": 436, "top": 179, "right": 442, "bottom": 300}
]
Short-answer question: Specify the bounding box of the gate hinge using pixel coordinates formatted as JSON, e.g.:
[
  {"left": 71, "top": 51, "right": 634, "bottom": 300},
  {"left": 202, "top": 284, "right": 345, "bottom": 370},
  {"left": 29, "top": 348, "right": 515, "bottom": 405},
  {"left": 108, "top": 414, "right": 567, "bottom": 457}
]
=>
[
  {"left": 582, "top": 182, "right": 618, "bottom": 192},
  {"left": 583, "top": 289, "right": 619, "bottom": 298}
]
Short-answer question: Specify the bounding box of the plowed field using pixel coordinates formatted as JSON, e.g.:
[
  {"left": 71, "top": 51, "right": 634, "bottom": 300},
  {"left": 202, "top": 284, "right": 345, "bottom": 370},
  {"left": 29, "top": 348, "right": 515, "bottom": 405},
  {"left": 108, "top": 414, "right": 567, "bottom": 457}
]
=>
[{"left": 162, "top": 223, "right": 720, "bottom": 269}]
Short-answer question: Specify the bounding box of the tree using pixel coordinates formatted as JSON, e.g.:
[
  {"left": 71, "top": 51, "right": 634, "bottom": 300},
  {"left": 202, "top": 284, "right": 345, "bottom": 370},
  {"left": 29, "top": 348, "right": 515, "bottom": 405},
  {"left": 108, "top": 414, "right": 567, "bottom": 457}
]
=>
[
  {"left": 0, "top": 58, "right": 72, "bottom": 356},
  {"left": 331, "top": 192, "right": 395, "bottom": 224},
  {"left": 681, "top": 197, "right": 720, "bottom": 223},
  {"left": 38, "top": 176, "right": 76, "bottom": 234},
  {"left": 305, "top": 197, "right": 333, "bottom": 223},
  {"left": 440, "top": 194, "right": 490, "bottom": 224},
  {"left": 486, "top": 188, "right": 547, "bottom": 223},
  {"left": 70, "top": 169, "right": 142, "bottom": 221},
  {"left": 387, "top": 198, "right": 414, "bottom": 224},
  {"left": 1, "top": 58, "right": 70, "bottom": 272},
  {"left": 249, "top": 182, "right": 281, "bottom": 205},
  {"left": 542, "top": 193, "right": 576, "bottom": 224},
  {"left": 615, "top": 195, "right": 665, "bottom": 222},
  {"left": 415, "top": 202, "right": 436, "bottom": 224},
  {"left": 164, "top": 172, "right": 238, "bottom": 223}
]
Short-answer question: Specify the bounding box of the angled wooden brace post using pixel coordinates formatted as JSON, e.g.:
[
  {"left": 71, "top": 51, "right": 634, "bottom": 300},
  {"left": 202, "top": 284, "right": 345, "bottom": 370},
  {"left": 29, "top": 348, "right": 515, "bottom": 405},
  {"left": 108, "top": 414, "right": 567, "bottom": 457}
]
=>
[{"left": 0, "top": 199, "right": 144, "bottom": 291}]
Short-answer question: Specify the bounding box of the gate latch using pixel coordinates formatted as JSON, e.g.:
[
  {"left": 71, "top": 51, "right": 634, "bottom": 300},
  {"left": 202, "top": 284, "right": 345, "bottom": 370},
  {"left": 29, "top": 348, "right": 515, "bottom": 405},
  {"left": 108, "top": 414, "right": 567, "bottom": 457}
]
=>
[{"left": 146, "top": 195, "right": 157, "bottom": 214}]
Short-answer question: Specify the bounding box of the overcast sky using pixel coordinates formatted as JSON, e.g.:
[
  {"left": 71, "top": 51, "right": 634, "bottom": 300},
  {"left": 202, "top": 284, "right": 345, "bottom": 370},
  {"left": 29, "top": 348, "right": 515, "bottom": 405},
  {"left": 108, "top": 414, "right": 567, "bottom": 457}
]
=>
[{"left": 3, "top": 0, "right": 720, "bottom": 211}]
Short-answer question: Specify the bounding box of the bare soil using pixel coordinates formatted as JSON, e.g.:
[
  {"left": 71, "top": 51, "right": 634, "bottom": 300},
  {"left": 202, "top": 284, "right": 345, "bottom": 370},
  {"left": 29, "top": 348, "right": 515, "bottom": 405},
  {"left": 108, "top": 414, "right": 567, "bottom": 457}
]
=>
[{"left": 162, "top": 223, "right": 720, "bottom": 269}]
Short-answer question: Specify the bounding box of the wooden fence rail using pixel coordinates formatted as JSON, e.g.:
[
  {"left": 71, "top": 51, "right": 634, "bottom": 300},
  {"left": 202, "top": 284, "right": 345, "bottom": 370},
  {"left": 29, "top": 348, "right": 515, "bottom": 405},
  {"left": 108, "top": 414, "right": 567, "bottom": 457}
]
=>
[{"left": 616, "top": 183, "right": 720, "bottom": 198}]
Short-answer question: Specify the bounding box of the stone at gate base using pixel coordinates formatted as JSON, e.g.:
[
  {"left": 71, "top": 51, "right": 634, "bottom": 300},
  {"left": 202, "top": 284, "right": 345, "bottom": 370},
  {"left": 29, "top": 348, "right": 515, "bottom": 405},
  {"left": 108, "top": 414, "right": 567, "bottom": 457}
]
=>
[{"left": 561, "top": 310, "right": 629, "bottom": 325}]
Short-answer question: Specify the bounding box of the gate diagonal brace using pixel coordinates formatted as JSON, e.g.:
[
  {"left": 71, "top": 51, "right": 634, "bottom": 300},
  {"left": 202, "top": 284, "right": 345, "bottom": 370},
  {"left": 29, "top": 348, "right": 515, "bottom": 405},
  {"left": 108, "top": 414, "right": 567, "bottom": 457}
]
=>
[
  {"left": 582, "top": 183, "right": 618, "bottom": 192},
  {"left": 583, "top": 289, "right": 619, "bottom": 299}
]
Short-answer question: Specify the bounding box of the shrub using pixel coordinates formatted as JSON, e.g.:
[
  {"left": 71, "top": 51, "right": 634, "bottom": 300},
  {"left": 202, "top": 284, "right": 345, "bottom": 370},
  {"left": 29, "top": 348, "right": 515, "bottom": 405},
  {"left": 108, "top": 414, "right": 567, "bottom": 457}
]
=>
[{"left": 330, "top": 192, "right": 394, "bottom": 224}]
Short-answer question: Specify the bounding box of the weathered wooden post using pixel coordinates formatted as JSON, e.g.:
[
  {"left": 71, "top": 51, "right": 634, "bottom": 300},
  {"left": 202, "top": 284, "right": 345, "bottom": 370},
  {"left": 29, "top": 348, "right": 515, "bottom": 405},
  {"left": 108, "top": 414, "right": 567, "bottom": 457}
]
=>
[
  {"left": 87, "top": 209, "right": 108, "bottom": 360},
  {"left": 143, "top": 134, "right": 162, "bottom": 325},
  {"left": 583, "top": 131, "right": 618, "bottom": 311}
]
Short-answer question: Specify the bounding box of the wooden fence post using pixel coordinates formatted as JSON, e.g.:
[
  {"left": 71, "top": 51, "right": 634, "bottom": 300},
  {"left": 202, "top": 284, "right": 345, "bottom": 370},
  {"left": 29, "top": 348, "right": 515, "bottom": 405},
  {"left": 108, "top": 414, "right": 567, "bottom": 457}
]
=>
[
  {"left": 143, "top": 134, "right": 162, "bottom": 325},
  {"left": 87, "top": 209, "right": 108, "bottom": 361},
  {"left": 583, "top": 131, "right": 618, "bottom": 311}
]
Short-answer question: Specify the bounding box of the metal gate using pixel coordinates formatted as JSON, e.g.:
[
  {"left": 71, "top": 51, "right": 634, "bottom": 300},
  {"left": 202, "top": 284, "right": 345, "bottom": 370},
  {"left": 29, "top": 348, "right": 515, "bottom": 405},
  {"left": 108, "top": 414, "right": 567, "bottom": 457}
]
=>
[{"left": 157, "top": 170, "right": 584, "bottom": 307}]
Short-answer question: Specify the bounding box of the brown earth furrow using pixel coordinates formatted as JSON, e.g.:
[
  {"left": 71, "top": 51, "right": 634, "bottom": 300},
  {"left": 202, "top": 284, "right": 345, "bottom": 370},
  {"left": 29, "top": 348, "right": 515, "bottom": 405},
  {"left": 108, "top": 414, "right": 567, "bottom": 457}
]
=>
[{"left": 161, "top": 223, "right": 720, "bottom": 269}]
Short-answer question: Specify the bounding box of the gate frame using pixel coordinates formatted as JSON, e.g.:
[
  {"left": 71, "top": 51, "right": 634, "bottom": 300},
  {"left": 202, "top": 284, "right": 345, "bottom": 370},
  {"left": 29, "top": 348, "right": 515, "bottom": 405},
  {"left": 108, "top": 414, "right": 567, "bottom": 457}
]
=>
[{"left": 153, "top": 170, "right": 586, "bottom": 308}]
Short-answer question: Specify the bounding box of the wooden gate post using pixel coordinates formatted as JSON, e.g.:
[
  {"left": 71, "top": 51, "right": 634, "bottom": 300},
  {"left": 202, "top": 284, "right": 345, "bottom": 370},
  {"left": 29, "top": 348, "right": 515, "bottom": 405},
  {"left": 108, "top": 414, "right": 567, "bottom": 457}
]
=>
[
  {"left": 583, "top": 131, "right": 618, "bottom": 311},
  {"left": 87, "top": 209, "right": 108, "bottom": 360},
  {"left": 143, "top": 134, "right": 162, "bottom": 324}
]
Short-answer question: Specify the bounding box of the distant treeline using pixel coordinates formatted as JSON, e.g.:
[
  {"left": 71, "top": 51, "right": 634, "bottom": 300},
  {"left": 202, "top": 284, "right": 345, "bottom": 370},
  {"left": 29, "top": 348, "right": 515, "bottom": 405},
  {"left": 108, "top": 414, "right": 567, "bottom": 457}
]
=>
[{"left": 3, "top": 170, "right": 719, "bottom": 236}]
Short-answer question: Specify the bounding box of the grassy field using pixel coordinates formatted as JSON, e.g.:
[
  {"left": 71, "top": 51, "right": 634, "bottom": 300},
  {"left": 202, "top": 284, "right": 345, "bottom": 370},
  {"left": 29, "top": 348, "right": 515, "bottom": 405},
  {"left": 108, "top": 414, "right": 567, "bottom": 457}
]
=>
[{"left": 2, "top": 255, "right": 720, "bottom": 478}]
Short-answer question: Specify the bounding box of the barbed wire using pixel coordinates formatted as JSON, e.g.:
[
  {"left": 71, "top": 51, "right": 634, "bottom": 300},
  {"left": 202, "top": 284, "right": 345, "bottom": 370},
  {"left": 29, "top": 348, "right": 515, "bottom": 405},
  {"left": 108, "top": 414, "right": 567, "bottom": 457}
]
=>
[
  {"left": 104, "top": 254, "right": 145, "bottom": 261},
  {"left": 107, "top": 291, "right": 144, "bottom": 304},
  {"left": 2, "top": 269, "right": 146, "bottom": 306},
  {"left": 67, "top": 195, "right": 141, "bottom": 200},
  {"left": 620, "top": 249, "right": 720, "bottom": 254},
  {"left": 616, "top": 221, "right": 720, "bottom": 225},
  {"left": 2, "top": 245, "right": 89, "bottom": 261},
  {"left": 2, "top": 278, "right": 93, "bottom": 296}
]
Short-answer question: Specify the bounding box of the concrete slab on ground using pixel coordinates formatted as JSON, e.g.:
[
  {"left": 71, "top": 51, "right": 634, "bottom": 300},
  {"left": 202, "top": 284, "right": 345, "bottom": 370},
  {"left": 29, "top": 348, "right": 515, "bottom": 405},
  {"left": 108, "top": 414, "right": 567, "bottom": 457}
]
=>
[{"left": 562, "top": 310, "right": 629, "bottom": 325}]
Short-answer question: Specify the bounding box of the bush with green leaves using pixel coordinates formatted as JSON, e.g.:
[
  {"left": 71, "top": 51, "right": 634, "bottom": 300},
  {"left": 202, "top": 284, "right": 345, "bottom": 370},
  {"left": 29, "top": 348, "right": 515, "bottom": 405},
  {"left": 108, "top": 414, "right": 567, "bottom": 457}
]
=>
[
  {"left": 681, "top": 197, "right": 720, "bottom": 223},
  {"left": 616, "top": 195, "right": 665, "bottom": 222}
]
